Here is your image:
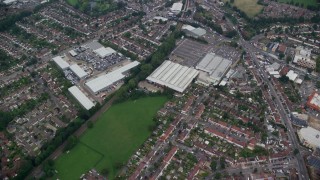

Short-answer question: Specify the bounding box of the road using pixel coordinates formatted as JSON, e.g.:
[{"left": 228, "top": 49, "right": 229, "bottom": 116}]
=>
[
  {"left": 240, "top": 38, "right": 310, "bottom": 179},
  {"left": 28, "top": 96, "right": 116, "bottom": 178}
]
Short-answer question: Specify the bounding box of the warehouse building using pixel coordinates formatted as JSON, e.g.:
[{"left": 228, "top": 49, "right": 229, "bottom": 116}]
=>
[
  {"left": 195, "top": 53, "right": 232, "bottom": 86},
  {"left": 86, "top": 61, "right": 140, "bottom": 94},
  {"left": 146, "top": 61, "right": 199, "bottom": 93},
  {"left": 182, "top": 25, "right": 206, "bottom": 38},
  {"left": 171, "top": 2, "right": 183, "bottom": 14},
  {"left": 53, "top": 56, "right": 70, "bottom": 70},
  {"left": 94, "top": 47, "right": 116, "bottom": 58},
  {"left": 68, "top": 86, "right": 95, "bottom": 110},
  {"left": 69, "top": 64, "right": 88, "bottom": 79}
]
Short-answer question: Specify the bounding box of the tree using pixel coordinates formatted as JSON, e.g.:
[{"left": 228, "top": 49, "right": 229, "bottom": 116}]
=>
[
  {"left": 294, "top": 148, "right": 299, "bottom": 155},
  {"left": 210, "top": 160, "right": 217, "bottom": 171},
  {"left": 316, "top": 56, "right": 320, "bottom": 72},
  {"left": 286, "top": 56, "right": 292, "bottom": 63},
  {"left": 87, "top": 121, "right": 93, "bottom": 128},
  {"left": 215, "top": 172, "right": 222, "bottom": 179},
  {"left": 101, "top": 168, "right": 109, "bottom": 176},
  {"left": 64, "top": 135, "right": 78, "bottom": 151},
  {"left": 279, "top": 53, "right": 285, "bottom": 59}
]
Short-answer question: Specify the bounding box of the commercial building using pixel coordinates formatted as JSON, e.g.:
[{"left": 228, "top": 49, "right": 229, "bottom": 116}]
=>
[
  {"left": 146, "top": 61, "right": 199, "bottom": 93},
  {"left": 86, "top": 61, "right": 140, "bottom": 94},
  {"left": 286, "top": 70, "right": 298, "bottom": 81},
  {"left": 69, "top": 50, "right": 77, "bottom": 57},
  {"left": 68, "top": 86, "right": 95, "bottom": 110},
  {"left": 171, "top": 2, "right": 183, "bottom": 14},
  {"left": 69, "top": 64, "right": 88, "bottom": 79},
  {"left": 195, "top": 53, "right": 232, "bottom": 86},
  {"left": 52, "top": 56, "right": 70, "bottom": 70},
  {"left": 298, "top": 127, "right": 320, "bottom": 150},
  {"left": 182, "top": 25, "right": 206, "bottom": 38},
  {"left": 293, "top": 46, "right": 315, "bottom": 69},
  {"left": 307, "top": 92, "right": 320, "bottom": 111},
  {"left": 93, "top": 47, "right": 116, "bottom": 58}
]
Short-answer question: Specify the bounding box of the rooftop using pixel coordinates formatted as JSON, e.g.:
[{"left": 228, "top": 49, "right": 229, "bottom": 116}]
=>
[
  {"left": 86, "top": 61, "right": 140, "bottom": 93},
  {"left": 146, "top": 60, "right": 199, "bottom": 93},
  {"left": 299, "top": 127, "right": 320, "bottom": 149},
  {"left": 196, "top": 53, "right": 232, "bottom": 85},
  {"left": 94, "top": 47, "right": 116, "bottom": 58},
  {"left": 68, "top": 86, "right": 95, "bottom": 110},
  {"left": 52, "top": 56, "right": 70, "bottom": 70},
  {"left": 69, "top": 64, "right": 88, "bottom": 79}
]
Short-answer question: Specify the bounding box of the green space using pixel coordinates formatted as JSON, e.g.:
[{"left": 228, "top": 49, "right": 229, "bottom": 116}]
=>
[
  {"left": 225, "top": 0, "right": 264, "bottom": 17},
  {"left": 65, "top": 0, "right": 122, "bottom": 16},
  {"left": 54, "top": 96, "right": 168, "bottom": 179},
  {"left": 278, "top": 0, "right": 318, "bottom": 8}
]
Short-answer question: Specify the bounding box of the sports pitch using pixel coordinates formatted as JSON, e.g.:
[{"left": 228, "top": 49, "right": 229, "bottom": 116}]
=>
[
  {"left": 224, "top": 0, "right": 264, "bottom": 17},
  {"left": 54, "top": 96, "right": 168, "bottom": 179}
]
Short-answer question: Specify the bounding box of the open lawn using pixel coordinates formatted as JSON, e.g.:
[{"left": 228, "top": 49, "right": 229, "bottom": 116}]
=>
[
  {"left": 66, "top": 0, "right": 78, "bottom": 6},
  {"left": 225, "top": 0, "right": 264, "bottom": 17},
  {"left": 278, "top": 0, "right": 318, "bottom": 8},
  {"left": 54, "top": 96, "right": 168, "bottom": 179}
]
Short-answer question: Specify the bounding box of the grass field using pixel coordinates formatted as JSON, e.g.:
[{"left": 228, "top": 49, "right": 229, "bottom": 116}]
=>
[
  {"left": 66, "top": 0, "right": 78, "bottom": 6},
  {"left": 225, "top": 0, "right": 264, "bottom": 17},
  {"left": 278, "top": 0, "right": 318, "bottom": 8},
  {"left": 54, "top": 96, "right": 168, "bottom": 179}
]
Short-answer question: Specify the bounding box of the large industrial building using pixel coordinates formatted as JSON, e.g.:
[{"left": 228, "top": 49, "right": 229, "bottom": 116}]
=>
[
  {"left": 94, "top": 47, "right": 116, "bottom": 58},
  {"left": 69, "top": 64, "right": 88, "bottom": 79},
  {"left": 195, "top": 53, "right": 232, "bottom": 86},
  {"left": 171, "top": 2, "right": 183, "bottom": 14},
  {"left": 182, "top": 25, "right": 206, "bottom": 38},
  {"left": 68, "top": 86, "right": 95, "bottom": 110},
  {"left": 298, "top": 127, "right": 320, "bottom": 150},
  {"left": 53, "top": 56, "right": 70, "bottom": 70},
  {"left": 146, "top": 60, "right": 199, "bottom": 93},
  {"left": 86, "top": 61, "right": 140, "bottom": 94}
]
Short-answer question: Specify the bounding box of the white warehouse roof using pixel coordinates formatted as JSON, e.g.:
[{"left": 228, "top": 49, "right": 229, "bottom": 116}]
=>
[
  {"left": 68, "top": 86, "right": 95, "bottom": 110},
  {"left": 299, "top": 127, "right": 320, "bottom": 149},
  {"left": 171, "top": 2, "right": 183, "bottom": 13},
  {"left": 94, "top": 47, "right": 116, "bottom": 58},
  {"left": 53, "top": 56, "right": 70, "bottom": 70},
  {"left": 286, "top": 70, "right": 298, "bottom": 81},
  {"left": 86, "top": 61, "right": 140, "bottom": 94},
  {"left": 146, "top": 60, "right": 199, "bottom": 93},
  {"left": 69, "top": 64, "right": 88, "bottom": 79},
  {"left": 196, "top": 53, "right": 232, "bottom": 85}
]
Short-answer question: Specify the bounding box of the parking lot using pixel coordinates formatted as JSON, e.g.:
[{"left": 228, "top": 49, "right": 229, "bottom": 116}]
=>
[{"left": 170, "top": 39, "right": 210, "bottom": 67}]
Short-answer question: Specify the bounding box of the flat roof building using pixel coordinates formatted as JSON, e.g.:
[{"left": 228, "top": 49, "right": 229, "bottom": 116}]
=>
[
  {"left": 52, "top": 56, "right": 70, "bottom": 70},
  {"left": 293, "top": 46, "right": 315, "bottom": 69},
  {"left": 146, "top": 60, "right": 199, "bottom": 93},
  {"left": 69, "top": 50, "right": 77, "bottom": 57},
  {"left": 307, "top": 92, "right": 320, "bottom": 111},
  {"left": 298, "top": 127, "right": 320, "bottom": 150},
  {"left": 182, "top": 25, "right": 206, "bottom": 38},
  {"left": 196, "top": 53, "right": 232, "bottom": 86},
  {"left": 171, "top": 2, "right": 183, "bottom": 14},
  {"left": 86, "top": 61, "right": 140, "bottom": 94},
  {"left": 69, "top": 64, "right": 88, "bottom": 79},
  {"left": 68, "top": 86, "right": 95, "bottom": 110},
  {"left": 94, "top": 47, "right": 116, "bottom": 58}
]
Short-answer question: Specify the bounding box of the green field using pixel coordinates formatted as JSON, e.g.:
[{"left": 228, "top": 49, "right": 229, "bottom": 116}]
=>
[
  {"left": 54, "top": 96, "right": 168, "bottom": 179},
  {"left": 66, "top": 0, "right": 78, "bottom": 6},
  {"left": 225, "top": 0, "right": 264, "bottom": 17},
  {"left": 278, "top": 0, "right": 318, "bottom": 8}
]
